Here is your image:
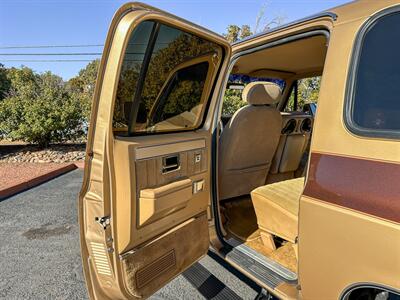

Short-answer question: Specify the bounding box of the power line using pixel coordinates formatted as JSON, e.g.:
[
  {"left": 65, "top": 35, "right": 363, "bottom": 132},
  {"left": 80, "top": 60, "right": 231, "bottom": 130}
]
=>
[
  {"left": 0, "top": 52, "right": 144, "bottom": 56},
  {"left": 1, "top": 59, "right": 96, "bottom": 62},
  {"left": 0, "top": 42, "right": 169, "bottom": 49},
  {"left": 0, "top": 53, "right": 103, "bottom": 56},
  {"left": 1, "top": 59, "right": 143, "bottom": 62},
  {"left": 0, "top": 44, "right": 104, "bottom": 49}
]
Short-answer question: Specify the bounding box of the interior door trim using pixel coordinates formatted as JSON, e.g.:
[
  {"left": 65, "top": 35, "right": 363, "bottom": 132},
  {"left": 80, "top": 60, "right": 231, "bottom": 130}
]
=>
[{"left": 135, "top": 139, "right": 206, "bottom": 160}]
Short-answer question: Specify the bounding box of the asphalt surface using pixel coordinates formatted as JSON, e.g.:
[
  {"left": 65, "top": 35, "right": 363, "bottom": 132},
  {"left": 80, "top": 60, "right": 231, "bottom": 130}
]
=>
[{"left": 0, "top": 169, "right": 260, "bottom": 299}]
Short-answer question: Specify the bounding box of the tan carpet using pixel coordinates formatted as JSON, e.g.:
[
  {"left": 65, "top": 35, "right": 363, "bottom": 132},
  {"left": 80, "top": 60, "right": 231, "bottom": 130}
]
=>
[
  {"left": 222, "top": 196, "right": 297, "bottom": 273},
  {"left": 269, "top": 242, "right": 297, "bottom": 273},
  {"left": 223, "top": 196, "right": 260, "bottom": 241}
]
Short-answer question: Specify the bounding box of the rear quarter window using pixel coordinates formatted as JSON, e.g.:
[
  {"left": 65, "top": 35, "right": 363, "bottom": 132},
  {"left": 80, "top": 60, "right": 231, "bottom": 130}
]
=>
[{"left": 345, "top": 9, "right": 400, "bottom": 138}]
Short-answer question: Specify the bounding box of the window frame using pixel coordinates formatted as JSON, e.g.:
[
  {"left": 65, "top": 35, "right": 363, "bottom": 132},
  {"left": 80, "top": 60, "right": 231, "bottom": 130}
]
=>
[
  {"left": 344, "top": 6, "right": 400, "bottom": 140},
  {"left": 113, "top": 19, "right": 225, "bottom": 137}
]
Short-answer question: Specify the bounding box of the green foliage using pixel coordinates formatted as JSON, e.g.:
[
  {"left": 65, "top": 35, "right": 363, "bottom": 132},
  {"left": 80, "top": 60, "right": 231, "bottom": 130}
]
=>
[
  {"left": 6, "top": 66, "right": 39, "bottom": 99},
  {"left": 286, "top": 77, "right": 321, "bottom": 111},
  {"left": 240, "top": 25, "right": 253, "bottom": 40},
  {"left": 222, "top": 88, "right": 246, "bottom": 115},
  {"left": 0, "top": 63, "right": 11, "bottom": 100},
  {"left": 67, "top": 59, "right": 99, "bottom": 119},
  {"left": 223, "top": 24, "right": 253, "bottom": 43},
  {"left": 0, "top": 69, "right": 85, "bottom": 147},
  {"left": 142, "top": 34, "right": 217, "bottom": 111},
  {"left": 299, "top": 76, "right": 320, "bottom": 104},
  {"left": 224, "top": 25, "right": 240, "bottom": 43},
  {"left": 115, "top": 29, "right": 219, "bottom": 129}
]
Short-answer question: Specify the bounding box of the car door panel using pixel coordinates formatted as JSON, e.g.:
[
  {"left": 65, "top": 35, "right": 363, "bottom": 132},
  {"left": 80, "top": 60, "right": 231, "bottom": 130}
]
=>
[
  {"left": 78, "top": 3, "right": 231, "bottom": 299},
  {"left": 113, "top": 133, "right": 210, "bottom": 253},
  {"left": 120, "top": 213, "right": 208, "bottom": 298}
]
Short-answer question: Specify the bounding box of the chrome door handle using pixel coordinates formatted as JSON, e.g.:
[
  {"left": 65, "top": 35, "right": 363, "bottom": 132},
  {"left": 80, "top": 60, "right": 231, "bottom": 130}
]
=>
[{"left": 162, "top": 154, "right": 180, "bottom": 173}]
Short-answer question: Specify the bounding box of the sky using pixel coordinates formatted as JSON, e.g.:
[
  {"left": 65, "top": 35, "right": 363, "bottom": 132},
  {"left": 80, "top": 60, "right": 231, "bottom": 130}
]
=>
[{"left": 0, "top": 0, "right": 349, "bottom": 80}]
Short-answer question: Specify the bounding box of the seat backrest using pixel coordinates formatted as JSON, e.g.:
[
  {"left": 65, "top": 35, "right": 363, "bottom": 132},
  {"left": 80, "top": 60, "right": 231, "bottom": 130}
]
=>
[{"left": 218, "top": 82, "right": 283, "bottom": 200}]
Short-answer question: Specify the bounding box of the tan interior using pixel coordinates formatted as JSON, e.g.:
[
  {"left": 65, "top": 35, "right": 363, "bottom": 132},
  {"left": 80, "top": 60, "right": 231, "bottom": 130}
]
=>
[
  {"left": 269, "top": 114, "right": 313, "bottom": 183},
  {"left": 121, "top": 213, "right": 209, "bottom": 298},
  {"left": 222, "top": 196, "right": 298, "bottom": 273},
  {"left": 218, "top": 32, "right": 324, "bottom": 279},
  {"left": 218, "top": 82, "right": 282, "bottom": 200},
  {"left": 251, "top": 177, "right": 304, "bottom": 244},
  {"left": 233, "top": 35, "right": 327, "bottom": 77}
]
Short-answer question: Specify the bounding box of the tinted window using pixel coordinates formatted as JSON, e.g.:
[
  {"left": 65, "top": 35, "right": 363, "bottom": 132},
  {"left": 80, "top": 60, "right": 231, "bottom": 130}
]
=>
[
  {"left": 113, "top": 21, "right": 153, "bottom": 131},
  {"left": 113, "top": 21, "right": 221, "bottom": 135},
  {"left": 148, "top": 62, "right": 208, "bottom": 131},
  {"left": 348, "top": 12, "right": 400, "bottom": 134}
]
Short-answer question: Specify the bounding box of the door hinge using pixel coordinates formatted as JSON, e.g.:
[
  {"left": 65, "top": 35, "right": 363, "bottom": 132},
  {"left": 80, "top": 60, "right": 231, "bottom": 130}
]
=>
[{"left": 95, "top": 216, "right": 111, "bottom": 230}]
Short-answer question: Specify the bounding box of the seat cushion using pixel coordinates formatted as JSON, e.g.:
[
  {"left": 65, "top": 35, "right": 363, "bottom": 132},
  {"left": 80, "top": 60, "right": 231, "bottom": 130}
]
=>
[{"left": 251, "top": 177, "right": 304, "bottom": 243}]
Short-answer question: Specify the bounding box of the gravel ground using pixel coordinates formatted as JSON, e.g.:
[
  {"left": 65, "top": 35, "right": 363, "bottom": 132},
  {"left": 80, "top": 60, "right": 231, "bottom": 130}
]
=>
[
  {"left": 0, "top": 162, "right": 70, "bottom": 190},
  {"left": 0, "top": 169, "right": 260, "bottom": 300},
  {"left": 0, "top": 144, "right": 86, "bottom": 163}
]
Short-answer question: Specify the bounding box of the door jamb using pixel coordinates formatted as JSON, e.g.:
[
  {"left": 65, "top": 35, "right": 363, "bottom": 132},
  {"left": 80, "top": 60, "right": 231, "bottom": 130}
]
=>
[{"left": 210, "top": 28, "right": 331, "bottom": 251}]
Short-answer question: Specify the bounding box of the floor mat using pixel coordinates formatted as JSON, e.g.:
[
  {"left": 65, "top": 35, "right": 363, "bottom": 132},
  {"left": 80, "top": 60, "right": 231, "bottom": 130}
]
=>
[
  {"left": 223, "top": 196, "right": 260, "bottom": 241},
  {"left": 269, "top": 242, "right": 297, "bottom": 273},
  {"left": 222, "top": 196, "right": 297, "bottom": 273}
]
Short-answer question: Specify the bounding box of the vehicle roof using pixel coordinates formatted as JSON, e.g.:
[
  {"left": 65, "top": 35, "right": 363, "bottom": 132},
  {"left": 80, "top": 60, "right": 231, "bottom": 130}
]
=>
[{"left": 233, "top": 0, "right": 399, "bottom": 45}]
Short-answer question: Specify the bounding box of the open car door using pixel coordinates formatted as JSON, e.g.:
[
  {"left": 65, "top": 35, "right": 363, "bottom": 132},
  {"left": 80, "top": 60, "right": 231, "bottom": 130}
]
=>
[{"left": 78, "top": 2, "right": 231, "bottom": 299}]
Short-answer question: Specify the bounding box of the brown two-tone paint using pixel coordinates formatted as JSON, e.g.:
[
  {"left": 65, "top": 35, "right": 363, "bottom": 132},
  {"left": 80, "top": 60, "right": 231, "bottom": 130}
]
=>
[{"left": 304, "top": 152, "right": 400, "bottom": 224}]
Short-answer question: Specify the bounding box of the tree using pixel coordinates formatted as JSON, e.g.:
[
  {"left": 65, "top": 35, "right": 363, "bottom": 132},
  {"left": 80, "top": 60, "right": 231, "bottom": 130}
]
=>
[
  {"left": 223, "top": 25, "right": 253, "bottom": 43},
  {"left": 286, "top": 77, "right": 321, "bottom": 111},
  {"left": 141, "top": 33, "right": 218, "bottom": 112},
  {"left": 254, "top": 1, "right": 286, "bottom": 33},
  {"left": 224, "top": 25, "right": 241, "bottom": 43},
  {"left": 298, "top": 76, "right": 320, "bottom": 104},
  {"left": 240, "top": 25, "right": 253, "bottom": 40},
  {"left": 222, "top": 88, "right": 246, "bottom": 115},
  {"left": 0, "top": 68, "right": 85, "bottom": 147},
  {"left": 221, "top": 1, "right": 286, "bottom": 115},
  {"left": 6, "top": 66, "right": 39, "bottom": 99},
  {"left": 0, "top": 63, "right": 10, "bottom": 100},
  {"left": 67, "top": 59, "right": 100, "bottom": 119}
]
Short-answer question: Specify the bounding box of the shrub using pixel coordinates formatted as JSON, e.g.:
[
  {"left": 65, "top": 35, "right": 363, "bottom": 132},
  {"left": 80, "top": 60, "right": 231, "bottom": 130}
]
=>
[
  {"left": 222, "top": 88, "right": 246, "bottom": 116},
  {"left": 0, "top": 69, "right": 85, "bottom": 147}
]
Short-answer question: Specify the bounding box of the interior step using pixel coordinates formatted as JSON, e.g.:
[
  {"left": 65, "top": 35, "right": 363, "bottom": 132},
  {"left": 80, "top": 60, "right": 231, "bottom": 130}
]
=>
[{"left": 223, "top": 238, "right": 298, "bottom": 289}]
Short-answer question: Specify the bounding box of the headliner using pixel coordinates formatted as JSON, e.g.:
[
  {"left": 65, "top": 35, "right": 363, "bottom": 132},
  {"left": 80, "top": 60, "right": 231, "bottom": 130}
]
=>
[{"left": 232, "top": 35, "right": 328, "bottom": 79}]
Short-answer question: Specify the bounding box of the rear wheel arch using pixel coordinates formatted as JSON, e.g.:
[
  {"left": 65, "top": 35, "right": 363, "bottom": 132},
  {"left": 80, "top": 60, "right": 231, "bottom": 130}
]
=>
[{"left": 341, "top": 283, "right": 400, "bottom": 300}]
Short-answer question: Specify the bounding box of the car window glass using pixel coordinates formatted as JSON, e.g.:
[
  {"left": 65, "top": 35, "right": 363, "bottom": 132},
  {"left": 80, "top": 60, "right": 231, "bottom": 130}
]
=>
[
  {"left": 113, "top": 21, "right": 153, "bottom": 132},
  {"left": 350, "top": 12, "right": 400, "bottom": 132},
  {"left": 223, "top": 75, "right": 284, "bottom": 116},
  {"left": 113, "top": 21, "right": 222, "bottom": 135},
  {"left": 147, "top": 62, "right": 209, "bottom": 131},
  {"left": 285, "top": 76, "right": 320, "bottom": 112}
]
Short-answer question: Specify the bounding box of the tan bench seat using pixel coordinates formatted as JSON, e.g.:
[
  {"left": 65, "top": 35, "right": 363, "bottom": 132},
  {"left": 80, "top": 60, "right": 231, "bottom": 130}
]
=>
[{"left": 251, "top": 177, "right": 304, "bottom": 246}]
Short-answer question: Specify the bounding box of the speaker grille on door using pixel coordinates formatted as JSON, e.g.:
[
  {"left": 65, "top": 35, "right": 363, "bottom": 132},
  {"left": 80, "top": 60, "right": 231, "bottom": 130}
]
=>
[
  {"left": 90, "top": 242, "right": 112, "bottom": 276},
  {"left": 136, "top": 250, "right": 176, "bottom": 288}
]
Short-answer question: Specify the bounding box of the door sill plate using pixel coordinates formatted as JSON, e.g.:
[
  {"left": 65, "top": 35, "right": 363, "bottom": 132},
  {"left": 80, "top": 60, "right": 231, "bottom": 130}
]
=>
[{"left": 224, "top": 238, "right": 297, "bottom": 288}]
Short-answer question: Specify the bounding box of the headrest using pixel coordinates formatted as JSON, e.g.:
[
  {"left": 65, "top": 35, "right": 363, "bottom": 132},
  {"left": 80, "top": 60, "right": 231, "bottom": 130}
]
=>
[{"left": 242, "top": 81, "right": 282, "bottom": 105}]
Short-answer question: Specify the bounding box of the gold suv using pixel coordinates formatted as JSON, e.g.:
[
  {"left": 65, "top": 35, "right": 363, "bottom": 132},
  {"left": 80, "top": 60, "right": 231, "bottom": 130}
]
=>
[{"left": 78, "top": 1, "right": 400, "bottom": 299}]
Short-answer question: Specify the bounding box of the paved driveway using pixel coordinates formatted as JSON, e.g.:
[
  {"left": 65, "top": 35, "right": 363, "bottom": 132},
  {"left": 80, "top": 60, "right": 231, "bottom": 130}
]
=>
[{"left": 0, "top": 169, "right": 260, "bottom": 299}]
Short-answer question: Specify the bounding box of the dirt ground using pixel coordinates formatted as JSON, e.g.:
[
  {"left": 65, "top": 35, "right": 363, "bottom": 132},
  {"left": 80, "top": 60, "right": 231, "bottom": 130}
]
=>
[{"left": 0, "top": 162, "right": 71, "bottom": 191}]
